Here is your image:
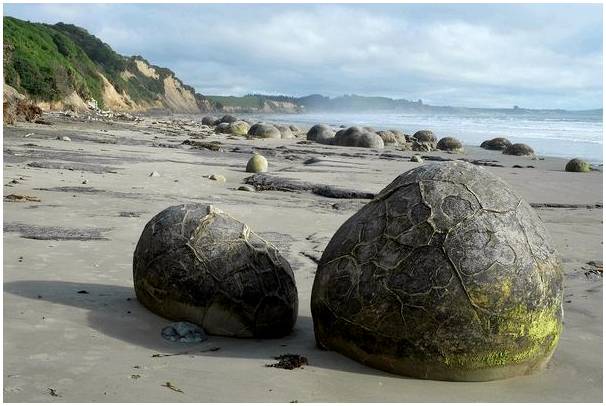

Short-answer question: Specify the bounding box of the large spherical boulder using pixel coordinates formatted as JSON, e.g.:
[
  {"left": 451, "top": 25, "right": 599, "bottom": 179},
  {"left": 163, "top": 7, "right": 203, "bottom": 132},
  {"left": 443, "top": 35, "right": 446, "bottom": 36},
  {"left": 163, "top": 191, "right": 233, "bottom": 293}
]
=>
[
  {"left": 307, "top": 124, "right": 335, "bottom": 145},
  {"left": 565, "top": 158, "right": 591, "bottom": 172},
  {"left": 134, "top": 204, "right": 298, "bottom": 338},
  {"left": 311, "top": 161, "right": 563, "bottom": 381},
  {"left": 229, "top": 120, "right": 250, "bottom": 136},
  {"left": 503, "top": 143, "right": 535, "bottom": 157},
  {"left": 246, "top": 154, "right": 268, "bottom": 173},
  {"left": 437, "top": 137, "right": 464, "bottom": 153},
  {"left": 201, "top": 116, "right": 217, "bottom": 126},
  {"left": 219, "top": 114, "right": 238, "bottom": 124},
  {"left": 275, "top": 124, "right": 295, "bottom": 139},
  {"left": 248, "top": 123, "right": 281, "bottom": 139},
  {"left": 334, "top": 126, "right": 384, "bottom": 149},
  {"left": 481, "top": 137, "right": 511, "bottom": 151}
]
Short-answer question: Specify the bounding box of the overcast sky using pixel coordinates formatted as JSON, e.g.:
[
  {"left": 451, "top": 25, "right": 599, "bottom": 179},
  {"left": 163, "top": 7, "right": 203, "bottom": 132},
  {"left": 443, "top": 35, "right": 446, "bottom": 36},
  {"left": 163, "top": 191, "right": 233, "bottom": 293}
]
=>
[{"left": 4, "top": 3, "right": 603, "bottom": 109}]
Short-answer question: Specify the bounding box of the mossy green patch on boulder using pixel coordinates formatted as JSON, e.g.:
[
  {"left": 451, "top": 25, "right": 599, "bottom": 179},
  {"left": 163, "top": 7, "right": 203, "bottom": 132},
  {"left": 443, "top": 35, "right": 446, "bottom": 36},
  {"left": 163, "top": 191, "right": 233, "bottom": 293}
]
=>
[
  {"left": 229, "top": 120, "right": 250, "bottom": 136},
  {"left": 565, "top": 158, "right": 591, "bottom": 172}
]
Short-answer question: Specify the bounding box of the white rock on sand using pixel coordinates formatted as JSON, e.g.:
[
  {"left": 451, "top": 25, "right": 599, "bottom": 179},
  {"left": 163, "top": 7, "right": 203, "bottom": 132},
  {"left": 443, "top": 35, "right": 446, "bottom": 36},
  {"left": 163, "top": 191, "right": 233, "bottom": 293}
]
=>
[{"left": 3, "top": 114, "right": 602, "bottom": 402}]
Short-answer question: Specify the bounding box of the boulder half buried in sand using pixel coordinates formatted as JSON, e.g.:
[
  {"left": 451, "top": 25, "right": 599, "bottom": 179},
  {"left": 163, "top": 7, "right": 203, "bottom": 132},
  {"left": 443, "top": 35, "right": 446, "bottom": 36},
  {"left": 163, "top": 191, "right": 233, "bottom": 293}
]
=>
[
  {"left": 334, "top": 126, "right": 384, "bottom": 149},
  {"left": 565, "top": 158, "right": 591, "bottom": 173},
  {"left": 481, "top": 137, "right": 511, "bottom": 151},
  {"left": 133, "top": 204, "right": 298, "bottom": 338},
  {"left": 503, "top": 143, "right": 535, "bottom": 157},
  {"left": 311, "top": 161, "right": 563, "bottom": 381}
]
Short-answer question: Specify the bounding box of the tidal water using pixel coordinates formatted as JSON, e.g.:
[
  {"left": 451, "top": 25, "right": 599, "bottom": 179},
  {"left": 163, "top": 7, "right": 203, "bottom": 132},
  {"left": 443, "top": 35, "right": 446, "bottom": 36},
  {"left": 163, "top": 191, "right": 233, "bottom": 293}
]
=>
[{"left": 245, "top": 110, "right": 603, "bottom": 163}]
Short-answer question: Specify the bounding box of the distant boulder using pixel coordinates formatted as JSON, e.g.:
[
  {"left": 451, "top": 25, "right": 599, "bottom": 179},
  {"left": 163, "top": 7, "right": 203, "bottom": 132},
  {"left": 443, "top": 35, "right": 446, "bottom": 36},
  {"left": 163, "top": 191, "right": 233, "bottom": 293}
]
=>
[
  {"left": 334, "top": 126, "right": 384, "bottom": 149},
  {"left": 275, "top": 124, "right": 295, "bottom": 139},
  {"left": 503, "top": 143, "right": 535, "bottom": 157},
  {"left": 307, "top": 124, "right": 335, "bottom": 145},
  {"left": 377, "top": 129, "right": 408, "bottom": 146},
  {"left": 215, "top": 122, "right": 231, "bottom": 133},
  {"left": 219, "top": 114, "right": 238, "bottom": 124},
  {"left": 229, "top": 120, "right": 250, "bottom": 136},
  {"left": 248, "top": 123, "right": 281, "bottom": 139},
  {"left": 565, "top": 158, "right": 591, "bottom": 173},
  {"left": 481, "top": 137, "right": 512, "bottom": 151},
  {"left": 201, "top": 116, "right": 217, "bottom": 126},
  {"left": 412, "top": 130, "right": 437, "bottom": 151},
  {"left": 288, "top": 124, "right": 301, "bottom": 133},
  {"left": 437, "top": 137, "right": 464, "bottom": 153}
]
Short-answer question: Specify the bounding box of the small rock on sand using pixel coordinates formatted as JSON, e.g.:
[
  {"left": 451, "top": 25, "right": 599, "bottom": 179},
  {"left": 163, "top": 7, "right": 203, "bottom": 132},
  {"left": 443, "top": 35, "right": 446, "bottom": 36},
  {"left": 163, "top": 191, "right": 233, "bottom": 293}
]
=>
[
  {"left": 238, "top": 185, "right": 256, "bottom": 192},
  {"left": 61, "top": 136, "right": 71, "bottom": 142},
  {"left": 209, "top": 174, "right": 226, "bottom": 182},
  {"left": 411, "top": 155, "right": 423, "bottom": 163},
  {"left": 161, "top": 321, "right": 208, "bottom": 343},
  {"left": 149, "top": 171, "right": 160, "bottom": 177}
]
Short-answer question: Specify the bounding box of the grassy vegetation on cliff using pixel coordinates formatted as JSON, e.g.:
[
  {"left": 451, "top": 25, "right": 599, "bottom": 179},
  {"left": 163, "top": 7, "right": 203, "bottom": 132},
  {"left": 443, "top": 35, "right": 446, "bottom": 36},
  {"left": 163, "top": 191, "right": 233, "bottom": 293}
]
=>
[
  {"left": 3, "top": 16, "right": 104, "bottom": 104},
  {"left": 3, "top": 16, "right": 212, "bottom": 110}
]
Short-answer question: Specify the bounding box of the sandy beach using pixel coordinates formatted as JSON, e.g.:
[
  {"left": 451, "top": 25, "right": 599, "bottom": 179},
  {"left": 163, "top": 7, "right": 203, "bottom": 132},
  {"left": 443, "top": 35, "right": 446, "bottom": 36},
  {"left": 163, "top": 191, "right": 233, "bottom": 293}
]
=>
[{"left": 3, "top": 113, "right": 602, "bottom": 402}]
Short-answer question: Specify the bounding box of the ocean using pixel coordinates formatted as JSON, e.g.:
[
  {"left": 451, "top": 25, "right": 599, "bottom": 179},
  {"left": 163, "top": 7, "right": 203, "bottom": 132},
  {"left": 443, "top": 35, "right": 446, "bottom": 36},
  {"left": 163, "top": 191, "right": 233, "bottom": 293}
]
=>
[{"left": 243, "top": 110, "right": 603, "bottom": 163}]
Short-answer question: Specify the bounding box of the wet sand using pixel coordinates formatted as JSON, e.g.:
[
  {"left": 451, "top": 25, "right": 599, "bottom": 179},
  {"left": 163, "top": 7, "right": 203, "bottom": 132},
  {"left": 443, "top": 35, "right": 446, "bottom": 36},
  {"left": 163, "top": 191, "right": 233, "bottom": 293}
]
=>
[{"left": 3, "top": 114, "right": 602, "bottom": 402}]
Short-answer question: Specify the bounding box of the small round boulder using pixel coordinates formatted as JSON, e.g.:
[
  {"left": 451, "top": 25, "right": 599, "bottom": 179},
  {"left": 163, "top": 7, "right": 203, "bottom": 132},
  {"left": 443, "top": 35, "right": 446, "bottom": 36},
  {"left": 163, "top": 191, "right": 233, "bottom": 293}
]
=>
[
  {"left": 565, "top": 158, "right": 591, "bottom": 173},
  {"left": 248, "top": 123, "right": 281, "bottom": 139},
  {"left": 437, "top": 137, "right": 464, "bottom": 153},
  {"left": 246, "top": 154, "right": 268, "bottom": 173},
  {"left": 133, "top": 204, "right": 298, "bottom": 338},
  {"left": 481, "top": 137, "right": 511, "bottom": 151},
  {"left": 307, "top": 124, "right": 335, "bottom": 145},
  {"left": 311, "top": 161, "right": 563, "bottom": 381},
  {"left": 503, "top": 143, "right": 535, "bottom": 157}
]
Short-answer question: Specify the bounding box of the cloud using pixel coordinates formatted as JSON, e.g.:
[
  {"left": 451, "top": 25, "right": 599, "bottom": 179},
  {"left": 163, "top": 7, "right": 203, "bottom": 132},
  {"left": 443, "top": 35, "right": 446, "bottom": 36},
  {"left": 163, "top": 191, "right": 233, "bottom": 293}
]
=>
[{"left": 3, "top": 3, "right": 602, "bottom": 109}]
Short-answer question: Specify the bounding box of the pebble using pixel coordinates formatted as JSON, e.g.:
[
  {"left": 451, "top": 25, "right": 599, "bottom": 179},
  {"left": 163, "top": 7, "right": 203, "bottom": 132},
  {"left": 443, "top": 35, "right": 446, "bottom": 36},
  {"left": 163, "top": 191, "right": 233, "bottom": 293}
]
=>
[
  {"left": 161, "top": 322, "right": 207, "bottom": 343},
  {"left": 82, "top": 179, "right": 89, "bottom": 184},
  {"left": 149, "top": 171, "right": 160, "bottom": 177},
  {"left": 237, "top": 185, "right": 256, "bottom": 192},
  {"left": 61, "top": 136, "right": 71, "bottom": 142},
  {"left": 209, "top": 174, "right": 226, "bottom": 182}
]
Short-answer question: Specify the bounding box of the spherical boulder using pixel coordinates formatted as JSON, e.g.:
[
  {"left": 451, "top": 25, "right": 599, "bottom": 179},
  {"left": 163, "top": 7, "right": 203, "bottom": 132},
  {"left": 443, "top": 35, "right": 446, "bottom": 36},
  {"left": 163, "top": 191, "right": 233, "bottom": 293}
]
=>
[
  {"left": 219, "top": 114, "right": 238, "bottom": 124},
  {"left": 311, "top": 161, "right": 563, "bottom": 381},
  {"left": 229, "top": 120, "right": 250, "bottom": 136},
  {"left": 334, "top": 126, "right": 384, "bottom": 149},
  {"left": 275, "top": 124, "right": 295, "bottom": 139},
  {"left": 307, "top": 124, "right": 335, "bottom": 145},
  {"left": 481, "top": 137, "right": 511, "bottom": 151},
  {"left": 289, "top": 124, "right": 301, "bottom": 133},
  {"left": 412, "top": 130, "right": 437, "bottom": 151},
  {"left": 246, "top": 154, "right": 268, "bottom": 173},
  {"left": 503, "top": 143, "right": 535, "bottom": 157},
  {"left": 215, "top": 122, "right": 231, "bottom": 133},
  {"left": 437, "top": 137, "right": 464, "bottom": 153},
  {"left": 377, "top": 129, "right": 408, "bottom": 146},
  {"left": 565, "top": 158, "right": 591, "bottom": 173},
  {"left": 248, "top": 123, "right": 281, "bottom": 139},
  {"left": 201, "top": 116, "right": 217, "bottom": 126},
  {"left": 133, "top": 204, "right": 298, "bottom": 338}
]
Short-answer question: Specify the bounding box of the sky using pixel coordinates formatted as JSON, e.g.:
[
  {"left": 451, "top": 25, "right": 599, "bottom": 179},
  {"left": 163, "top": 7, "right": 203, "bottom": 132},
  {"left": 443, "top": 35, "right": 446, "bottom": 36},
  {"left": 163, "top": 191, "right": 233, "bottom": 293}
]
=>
[{"left": 3, "top": 3, "right": 603, "bottom": 110}]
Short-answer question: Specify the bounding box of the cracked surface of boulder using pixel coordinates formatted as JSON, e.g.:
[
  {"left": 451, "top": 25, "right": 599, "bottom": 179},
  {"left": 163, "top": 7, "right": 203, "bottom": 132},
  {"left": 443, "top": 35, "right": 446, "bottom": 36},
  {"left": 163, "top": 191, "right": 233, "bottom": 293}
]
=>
[
  {"left": 133, "top": 204, "right": 298, "bottom": 338},
  {"left": 311, "top": 161, "right": 563, "bottom": 381}
]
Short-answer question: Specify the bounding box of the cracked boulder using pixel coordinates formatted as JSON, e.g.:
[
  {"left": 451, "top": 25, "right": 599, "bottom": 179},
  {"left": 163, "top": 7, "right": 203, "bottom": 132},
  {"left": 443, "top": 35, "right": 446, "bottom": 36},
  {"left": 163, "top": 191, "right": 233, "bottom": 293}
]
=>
[
  {"left": 311, "top": 161, "right": 563, "bottom": 381},
  {"left": 133, "top": 204, "right": 298, "bottom": 338}
]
